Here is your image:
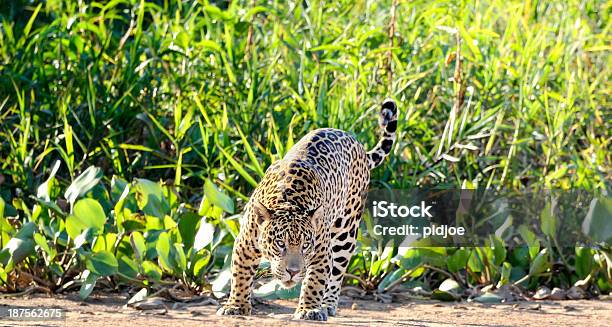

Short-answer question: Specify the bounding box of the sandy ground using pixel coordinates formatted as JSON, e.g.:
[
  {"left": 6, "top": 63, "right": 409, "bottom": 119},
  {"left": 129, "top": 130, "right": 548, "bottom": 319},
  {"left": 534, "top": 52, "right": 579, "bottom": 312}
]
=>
[{"left": 0, "top": 293, "right": 611, "bottom": 327}]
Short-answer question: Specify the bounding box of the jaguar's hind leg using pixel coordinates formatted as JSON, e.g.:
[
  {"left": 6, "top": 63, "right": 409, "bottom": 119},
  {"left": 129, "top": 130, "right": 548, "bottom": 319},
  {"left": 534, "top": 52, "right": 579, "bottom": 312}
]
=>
[{"left": 323, "top": 196, "right": 364, "bottom": 316}]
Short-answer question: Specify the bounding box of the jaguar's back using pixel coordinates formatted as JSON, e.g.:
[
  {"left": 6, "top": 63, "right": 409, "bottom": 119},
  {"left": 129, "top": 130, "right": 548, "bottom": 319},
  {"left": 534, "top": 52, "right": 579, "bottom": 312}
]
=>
[{"left": 252, "top": 128, "right": 369, "bottom": 222}]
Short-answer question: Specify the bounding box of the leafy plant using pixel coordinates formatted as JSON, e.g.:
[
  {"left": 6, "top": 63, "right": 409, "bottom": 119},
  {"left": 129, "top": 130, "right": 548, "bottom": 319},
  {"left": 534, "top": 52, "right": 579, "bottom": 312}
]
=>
[{"left": 0, "top": 166, "right": 235, "bottom": 298}]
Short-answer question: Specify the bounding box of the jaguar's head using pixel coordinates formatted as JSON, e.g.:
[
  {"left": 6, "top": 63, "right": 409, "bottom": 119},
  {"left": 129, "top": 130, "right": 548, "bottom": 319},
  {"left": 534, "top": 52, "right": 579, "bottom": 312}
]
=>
[{"left": 252, "top": 201, "right": 323, "bottom": 288}]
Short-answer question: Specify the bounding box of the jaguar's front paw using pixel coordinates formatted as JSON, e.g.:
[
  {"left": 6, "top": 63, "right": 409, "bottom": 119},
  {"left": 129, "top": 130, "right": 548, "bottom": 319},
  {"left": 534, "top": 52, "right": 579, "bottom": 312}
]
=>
[
  {"left": 323, "top": 304, "right": 337, "bottom": 317},
  {"left": 294, "top": 307, "right": 328, "bottom": 321},
  {"left": 216, "top": 303, "right": 251, "bottom": 316}
]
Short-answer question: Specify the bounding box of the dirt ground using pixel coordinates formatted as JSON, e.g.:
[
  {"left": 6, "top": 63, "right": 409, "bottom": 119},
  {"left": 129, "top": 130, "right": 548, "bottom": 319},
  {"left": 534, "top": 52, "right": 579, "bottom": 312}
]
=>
[{"left": 1, "top": 293, "right": 611, "bottom": 327}]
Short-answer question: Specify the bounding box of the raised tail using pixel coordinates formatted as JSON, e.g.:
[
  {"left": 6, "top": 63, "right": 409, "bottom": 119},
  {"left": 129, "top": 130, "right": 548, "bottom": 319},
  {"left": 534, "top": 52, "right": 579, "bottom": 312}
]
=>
[{"left": 367, "top": 99, "right": 398, "bottom": 170}]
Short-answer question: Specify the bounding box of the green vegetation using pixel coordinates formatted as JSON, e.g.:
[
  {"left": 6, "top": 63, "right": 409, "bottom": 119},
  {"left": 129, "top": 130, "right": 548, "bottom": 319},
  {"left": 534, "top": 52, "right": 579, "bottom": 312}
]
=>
[{"left": 0, "top": 0, "right": 610, "bottom": 301}]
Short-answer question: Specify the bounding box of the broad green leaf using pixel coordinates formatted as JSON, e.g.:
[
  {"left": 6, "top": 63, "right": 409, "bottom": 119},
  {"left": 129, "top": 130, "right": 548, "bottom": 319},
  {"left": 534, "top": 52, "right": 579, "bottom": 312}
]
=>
[
  {"left": 398, "top": 248, "right": 422, "bottom": 269},
  {"left": 156, "top": 232, "right": 174, "bottom": 271},
  {"left": 540, "top": 201, "right": 556, "bottom": 238},
  {"left": 491, "top": 236, "right": 506, "bottom": 266},
  {"left": 574, "top": 247, "right": 594, "bottom": 279},
  {"left": 498, "top": 262, "right": 512, "bottom": 287},
  {"left": 0, "top": 222, "right": 36, "bottom": 267},
  {"left": 518, "top": 225, "right": 540, "bottom": 259},
  {"left": 529, "top": 248, "right": 550, "bottom": 276},
  {"left": 134, "top": 179, "right": 169, "bottom": 217},
  {"left": 212, "top": 268, "right": 232, "bottom": 297},
  {"left": 447, "top": 248, "right": 470, "bottom": 273},
  {"left": 130, "top": 232, "right": 146, "bottom": 262},
  {"left": 33, "top": 232, "right": 56, "bottom": 262},
  {"left": 582, "top": 197, "right": 612, "bottom": 243},
  {"left": 92, "top": 233, "right": 117, "bottom": 252},
  {"left": 110, "top": 176, "right": 129, "bottom": 203},
  {"left": 66, "top": 198, "right": 106, "bottom": 240},
  {"left": 597, "top": 277, "right": 611, "bottom": 293},
  {"left": 74, "top": 198, "right": 106, "bottom": 230},
  {"left": 79, "top": 270, "right": 98, "bottom": 299},
  {"left": 254, "top": 280, "right": 281, "bottom": 298},
  {"left": 416, "top": 247, "right": 447, "bottom": 268},
  {"left": 162, "top": 216, "right": 176, "bottom": 230},
  {"left": 173, "top": 243, "right": 187, "bottom": 272},
  {"left": 163, "top": 184, "right": 179, "bottom": 209},
  {"left": 30, "top": 197, "right": 65, "bottom": 217},
  {"left": 113, "top": 183, "right": 130, "bottom": 233},
  {"left": 193, "top": 250, "right": 211, "bottom": 278},
  {"left": 86, "top": 251, "right": 118, "bottom": 276},
  {"left": 467, "top": 249, "right": 484, "bottom": 273},
  {"left": 254, "top": 280, "right": 301, "bottom": 300},
  {"left": 142, "top": 260, "right": 162, "bottom": 281},
  {"left": 50, "top": 263, "right": 64, "bottom": 277},
  {"left": 145, "top": 215, "right": 164, "bottom": 230},
  {"left": 407, "top": 266, "right": 426, "bottom": 278},
  {"left": 118, "top": 255, "right": 139, "bottom": 279},
  {"left": 0, "top": 266, "right": 5, "bottom": 284},
  {"left": 276, "top": 283, "right": 302, "bottom": 299},
  {"left": 0, "top": 197, "right": 7, "bottom": 232},
  {"left": 198, "top": 197, "right": 212, "bottom": 216},
  {"left": 175, "top": 30, "right": 190, "bottom": 51},
  {"left": 510, "top": 266, "right": 528, "bottom": 286},
  {"left": 509, "top": 246, "right": 530, "bottom": 268},
  {"left": 0, "top": 198, "right": 15, "bottom": 245},
  {"left": 178, "top": 212, "right": 200, "bottom": 249},
  {"left": 194, "top": 218, "right": 215, "bottom": 251},
  {"left": 204, "top": 179, "right": 234, "bottom": 214},
  {"left": 377, "top": 268, "right": 404, "bottom": 292}
]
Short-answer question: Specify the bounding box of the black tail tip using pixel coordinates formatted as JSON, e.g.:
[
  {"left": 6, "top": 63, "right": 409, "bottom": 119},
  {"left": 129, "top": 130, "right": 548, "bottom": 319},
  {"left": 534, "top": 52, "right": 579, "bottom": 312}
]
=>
[
  {"left": 380, "top": 98, "right": 397, "bottom": 124},
  {"left": 381, "top": 98, "right": 397, "bottom": 114}
]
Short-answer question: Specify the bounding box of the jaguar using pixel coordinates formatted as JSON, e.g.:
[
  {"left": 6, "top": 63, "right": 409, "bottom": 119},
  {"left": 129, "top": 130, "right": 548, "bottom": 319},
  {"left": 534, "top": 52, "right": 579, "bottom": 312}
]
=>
[{"left": 217, "top": 99, "right": 398, "bottom": 321}]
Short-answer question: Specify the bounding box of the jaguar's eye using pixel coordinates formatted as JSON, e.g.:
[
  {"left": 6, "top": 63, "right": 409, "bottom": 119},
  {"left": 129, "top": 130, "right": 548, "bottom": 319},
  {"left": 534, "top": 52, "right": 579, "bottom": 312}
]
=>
[
  {"left": 275, "top": 240, "right": 285, "bottom": 249},
  {"left": 302, "top": 240, "right": 313, "bottom": 251}
]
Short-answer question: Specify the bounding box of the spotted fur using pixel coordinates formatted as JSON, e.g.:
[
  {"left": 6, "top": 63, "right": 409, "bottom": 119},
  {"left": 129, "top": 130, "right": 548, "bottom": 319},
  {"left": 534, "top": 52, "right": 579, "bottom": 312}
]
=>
[{"left": 217, "top": 99, "right": 398, "bottom": 321}]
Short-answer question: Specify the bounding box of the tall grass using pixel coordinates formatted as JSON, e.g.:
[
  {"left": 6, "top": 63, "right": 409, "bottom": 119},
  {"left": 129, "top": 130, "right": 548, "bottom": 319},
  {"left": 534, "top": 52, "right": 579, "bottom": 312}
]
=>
[{"left": 1, "top": 0, "right": 608, "bottom": 200}]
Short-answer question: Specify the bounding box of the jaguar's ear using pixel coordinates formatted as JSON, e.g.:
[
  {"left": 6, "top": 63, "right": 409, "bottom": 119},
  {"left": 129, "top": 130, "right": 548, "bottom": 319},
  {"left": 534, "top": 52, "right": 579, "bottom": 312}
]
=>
[
  {"left": 252, "top": 200, "right": 270, "bottom": 225},
  {"left": 309, "top": 205, "right": 324, "bottom": 226}
]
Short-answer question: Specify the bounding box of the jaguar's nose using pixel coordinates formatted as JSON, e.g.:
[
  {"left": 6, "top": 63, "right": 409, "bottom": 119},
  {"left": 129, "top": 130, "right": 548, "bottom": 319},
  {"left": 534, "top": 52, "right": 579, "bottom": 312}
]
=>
[{"left": 286, "top": 267, "right": 300, "bottom": 278}]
